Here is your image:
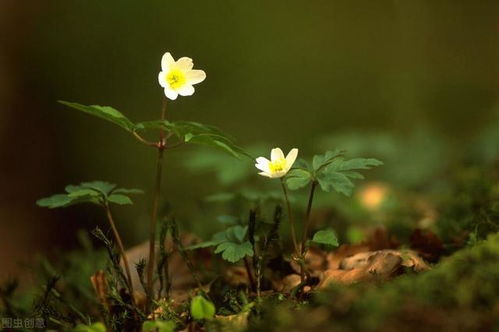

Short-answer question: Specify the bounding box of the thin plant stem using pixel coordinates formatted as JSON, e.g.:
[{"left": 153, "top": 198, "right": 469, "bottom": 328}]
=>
[
  {"left": 132, "top": 131, "right": 157, "bottom": 147},
  {"left": 104, "top": 204, "right": 135, "bottom": 301},
  {"left": 297, "top": 180, "right": 318, "bottom": 283},
  {"left": 243, "top": 257, "right": 256, "bottom": 292},
  {"left": 301, "top": 180, "right": 317, "bottom": 256},
  {"left": 280, "top": 178, "right": 299, "bottom": 255},
  {"left": 146, "top": 98, "right": 168, "bottom": 311}
]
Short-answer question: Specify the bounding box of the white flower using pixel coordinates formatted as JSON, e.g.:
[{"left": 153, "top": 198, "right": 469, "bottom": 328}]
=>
[
  {"left": 255, "top": 148, "right": 299, "bottom": 178},
  {"left": 158, "top": 52, "right": 206, "bottom": 100}
]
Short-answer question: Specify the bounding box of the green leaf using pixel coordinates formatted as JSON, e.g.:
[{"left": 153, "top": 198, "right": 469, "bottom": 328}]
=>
[
  {"left": 36, "top": 194, "right": 73, "bottom": 208},
  {"left": 74, "top": 322, "right": 107, "bottom": 332},
  {"left": 316, "top": 157, "right": 383, "bottom": 196},
  {"left": 190, "top": 295, "right": 216, "bottom": 320},
  {"left": 107, "top": 194, "right": 133, "bottom": 205},
  {"left": 225, "top": 225, "right": 247, "bottom": 242},
  {"left": 142, "top": 320, "right": 175, "bottom": 332},
  {"left": 185, "top": 230, "right": 227, "bottom": 250},
  {"left": 214, "top": 241, "right": 253, "bottom": 263},
  {"left": 111, "top": 188, "right": 144, "bottom": 195},
  {"left": 312, "top": 149, "right": 344, "bottom": 171},
  {"left": 67, "top": 189, "right": 101, "bottom": 198},
  {"left": 59, "top": 101, "right": 135, "bottom": 132},
  {"left": 136, "top": 120, "right": 250, "bottom": 159},
  {"left": 37, "top": 181, "right": 140, "bottom": 209},
  {"left": 311, "top": 229, "right": 339, "bottom": 249},
  {"left": 185, "top": 225, "right": 253, "bottom": 262},
  {"left": 318, "top": 172, "right": 355, "bottom": 196},
  {"left": 286, "top": 169, "right": 312, "bottom": 190},
  {"left": 330, "top": 157, "right": 383, "bottom": 171},
  {"left": 80, "top": 181, "right": 116, "bottom": 196}
]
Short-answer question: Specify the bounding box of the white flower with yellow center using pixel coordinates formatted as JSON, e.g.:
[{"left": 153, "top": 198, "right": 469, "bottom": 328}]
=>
[
  {"left": 158, "top": 52, "right": 206, "bottom": 100},
  {"left": 255, "top": 148, "right": 298, "bottom": 178}
]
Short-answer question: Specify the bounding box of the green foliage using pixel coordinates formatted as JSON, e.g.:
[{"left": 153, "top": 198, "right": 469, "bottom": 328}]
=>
[
  {"left": 142, "top": 320, "right": 175, "bottom": 332},
  {"left": 187, "top": 225, "right": 254, "bottom": 263},
  {"left": 60, "top": 101, "right": 249, "bottom": 159},
  {"left": 73, "top": 322, "right": 107, "bottom": 332},
  {"left": 136, "top": 120, "right": 250, "bottom": 159},
  {"left": 190, "top": 295, "right": 216, "bottom": 320},
  {"left": 285, "top": 169, "right": 312, "bottom": 190},
  {"left": 286, "top": 151, "right": 382, "bottom": 196},
  {"left": 59, "top": 101, "right": 135, "bottom": 132},
  {"left": 36, "top": 181, "right": 143, "bottom": 208},
  {"left": 310, "top": 229, "right": 339, "bottom": 249}
]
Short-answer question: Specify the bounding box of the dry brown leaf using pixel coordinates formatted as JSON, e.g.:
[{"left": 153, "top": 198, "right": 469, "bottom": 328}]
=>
[
  {"left": 272, "top": 274, "right": 301, "bottom": 293},
  {"left": 319, "top": 249, "right": 430, "bottom": 288}
]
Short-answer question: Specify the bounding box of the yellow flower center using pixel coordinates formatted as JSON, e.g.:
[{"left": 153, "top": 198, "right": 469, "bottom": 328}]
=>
[
  {"left": 166, "top": 69, "right": 186, "bottom": 89},
  {"left": 268, "top": 158, "right": 287, "bottom": 174}
]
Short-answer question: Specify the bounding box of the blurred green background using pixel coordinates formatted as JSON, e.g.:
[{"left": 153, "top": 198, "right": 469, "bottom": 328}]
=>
[{"left": 1, "top": 0, "right": 499, "bottom": 279}]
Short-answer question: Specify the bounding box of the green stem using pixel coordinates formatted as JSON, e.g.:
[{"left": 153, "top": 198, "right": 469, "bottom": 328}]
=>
[
  {"left": 104, "top": 203, "right": 135, "bottom": 301},
  {"left": 146, "top": 99, "right": 168, "bottom": 312},
  {"left": 280, "top": 178, "right": 299, "bottom": 255},
  {"left": 301, "top": 181, "right": 317, "bottom": 255}
]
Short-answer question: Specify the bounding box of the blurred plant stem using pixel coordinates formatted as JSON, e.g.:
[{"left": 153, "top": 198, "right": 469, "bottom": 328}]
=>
[
  {"left": 280, "top": 178, "right": 299, "bottom": 255},
  {"left": 300, "top": 180, "right": 318, "bottom": 282},
  {"left": 146, "top": 98, "right": 168, "bottom": 313},
  {"left": 103, "top": 203, "right": 135, "bottom": 304},
  {"left": 280, "top": 178, "right": 305, "bottom": 283}
]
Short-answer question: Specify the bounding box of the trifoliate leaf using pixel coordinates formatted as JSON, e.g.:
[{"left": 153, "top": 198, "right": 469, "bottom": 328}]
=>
[
  {"left": 286, "top": 169, "right": 312, "bottom": 190},
  {"left": 107, "top": 194, "right": 133, "bottom": 205},
  {"left": 311, "top": 229, "right": 339, "bottom": 249},
  {"left": 59, "top": 101, "right": 136, "bottom": 132},
  {"left": 190, "top": 295, "right": 216, "bottom": 320}
]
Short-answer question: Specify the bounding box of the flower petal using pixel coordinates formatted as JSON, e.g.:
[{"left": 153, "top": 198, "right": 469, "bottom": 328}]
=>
[
  {"left": 271, "top": 148, "right": 285, "bottom": 161},
  {"left": 158, "top": 71, "right": 167, "bottom": 87},
  {"left": 256, "top": 157, "right": 270, "bottom": 165},
  {"left": 285, "top": 148, "right": 299, "bottom": 170},
  {"left": 186, "top": 70, "right": 206, "bottom": 85},
  {"left": 164, "top": 88, "right": 178, "bottom": 100},
  {"left": 258, "top": 171, "right": 273, "bottom": 178},
  {"left": 255, "top": 159, "right": 270, "bottom": 172},
  {"left": 177, "top": 84, "right": 195, "bottom": 96},
  {"left": 161, "top": 52, "right": 175, "bottom": 71},
  {"left": 176, "top": 57, "right": 193, "bottom": 71}
]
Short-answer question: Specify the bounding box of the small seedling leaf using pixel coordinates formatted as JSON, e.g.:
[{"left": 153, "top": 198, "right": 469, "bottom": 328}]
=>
[
  {"left": 311, "top": 229, "right": 339, "bottom": 249},
  {"left": 190, "top": 295, "right": 216, "bottom": 320}
]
